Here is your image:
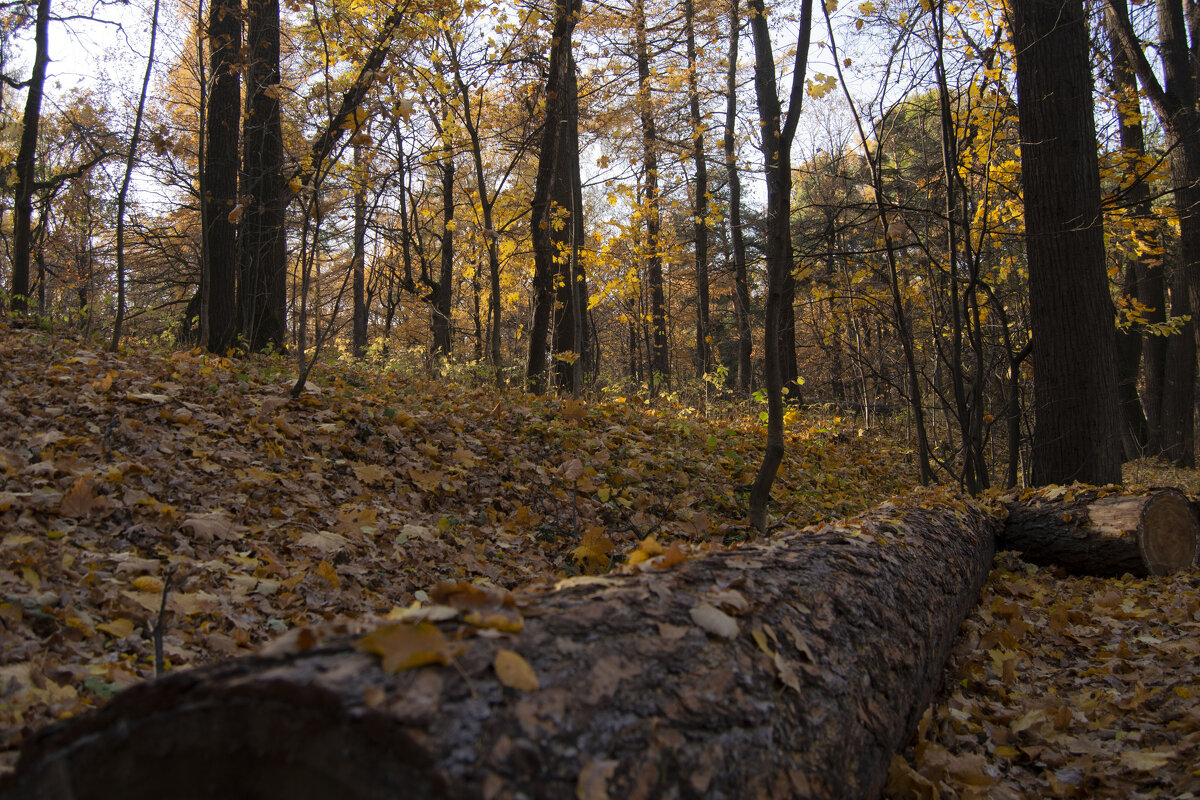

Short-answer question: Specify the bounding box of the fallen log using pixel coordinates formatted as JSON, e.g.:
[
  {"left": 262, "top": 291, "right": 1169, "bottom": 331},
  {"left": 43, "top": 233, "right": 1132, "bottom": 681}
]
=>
[
  {"left": 1, "top": 490, "right": 998, "bottom": 800},
  {"left": 999, "top": 486, "right": 1199, "bottom": 577}
]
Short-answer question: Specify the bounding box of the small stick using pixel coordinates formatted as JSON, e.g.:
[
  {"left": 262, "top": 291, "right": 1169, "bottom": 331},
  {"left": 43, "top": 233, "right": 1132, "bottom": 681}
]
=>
[{"left": 151, "top": 567, "right": 177, "bottom": 678}]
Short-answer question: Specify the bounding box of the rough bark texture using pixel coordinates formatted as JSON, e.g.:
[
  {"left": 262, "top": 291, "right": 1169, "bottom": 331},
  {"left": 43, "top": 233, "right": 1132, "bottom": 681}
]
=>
[
  {"left": 1, "top": 493, "right": 997, "bottom": 800},
  {"left": 1013, "top": 0, "right": 1124, "bottom": 485},
  {"left": 525, "top": 0, "right": 580, "bottom": 393},
  {"left": 238, "top": 0, "right": 288, "bottom": 353},
  {"left": 999, "top": 488, "right": 1199, "bottom": 577},
  {"left": 9, "top": 0, "right": 50, "bottom": 313},
  {"left": 204, "top": 0, "right": 241, "bottom": 354}
]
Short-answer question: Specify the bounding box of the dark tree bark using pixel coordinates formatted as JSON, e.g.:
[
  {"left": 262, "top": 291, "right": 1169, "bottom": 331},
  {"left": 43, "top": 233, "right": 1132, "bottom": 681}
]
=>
[
  {"left": 686, "top": 0, "right": 710, "bottom": 377},
  {"left": 526, "top": 0, "right": 582, "bottom": 393},
  {"left": 0, "top": 493, "right": 998, "bottom": 800},
  {"left": 1011, "top": 0, "right": 1123, "bottom": 485},
  {"left": 1000, "top": 487, "right": 1199, "bottom": 576},
  {"left": 1105, "top": 0, "right": 1200, "bottom": 466},
  {"left": 432, "top": 148, "right": 454, "bottom": 358},
  {"left": 747, "top": 0, "right": 813, "bottom": 531},
  {"left": 9, "top": 0, "right": 50, "bottom": 314},
  {"left": 352, "top": 143, "right": 368, "bottom": 358},
  {"left": 635, "top": 0, "right": 669, "bottom": 381},
  {"left": 1105, "top": 2, "right": 1157, "bottom": 458},
  {"left": 551, "top": 68, "right": 589, "bottom": 396},
  {"left": 205, "top": 0, "right": 241, "bottom": 354},
  {"left": 238, "top": 0, "right": 287, "bottom": 353},
  {"left": 724, "top": 0, "right": 753, "bottom": 394}
]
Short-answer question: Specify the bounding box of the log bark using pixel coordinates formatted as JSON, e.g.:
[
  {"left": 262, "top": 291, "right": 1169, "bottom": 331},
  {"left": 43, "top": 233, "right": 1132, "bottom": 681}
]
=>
[
  {"left": 0, "top": 493, "right": 997, "bottom": 800},
  {"left": 999, "top": 487, "right": 1199, "bottom": 576}
]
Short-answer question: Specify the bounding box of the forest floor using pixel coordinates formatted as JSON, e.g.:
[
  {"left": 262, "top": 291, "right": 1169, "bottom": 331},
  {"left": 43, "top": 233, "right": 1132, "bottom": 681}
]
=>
[{"left": 0, "top": 320, "right": 1198, "bottom": 797}]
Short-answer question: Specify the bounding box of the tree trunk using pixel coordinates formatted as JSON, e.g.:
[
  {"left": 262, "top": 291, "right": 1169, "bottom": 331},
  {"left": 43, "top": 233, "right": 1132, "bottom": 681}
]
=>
[
  {"left": 635, "top": 0, "right": 669, "bottom": 380},
  {"left": 239, "top": 0, "right": 287, "bottom": 353},
  {"left": 1, "top": 493, "right": 998, "bottom": 800},
  {"left": 999, "top": 487, "right": 1199, "bottom": 576},
  {"left": 10, "top": 0, "right": 50, "bottom": 314},
  {"left": 432, "top": 155, "right": 454, "bottom": 358},
  {"left": 205, "top": 0, "right": 241, "bottom": 354},
  {"left": 1105, "top": 5, "right": 1155, "bottom": 457},
  {"left": 1012, "top": 0, "right": 1123, "bottom": 485},
  {"left": 724, "top": 0, "right": 753, "bottom": 394},
  {"left": 686, "top": 0, "right": 710, "bottom": 378},
  {"left": 525, "top": 0, "right": 581, "bottom": 393},
  {"left": 552, "top": 63, "right": 588, "bottom": 395},
  {"left": 1104, "top": 0, "right": 1200, "bottom": 467},
  {"left": 746, "top": 0, "right": 814, "bottom": 532},
  {"left": 352, "top": 143, "right": 368, "bottom": 358}
]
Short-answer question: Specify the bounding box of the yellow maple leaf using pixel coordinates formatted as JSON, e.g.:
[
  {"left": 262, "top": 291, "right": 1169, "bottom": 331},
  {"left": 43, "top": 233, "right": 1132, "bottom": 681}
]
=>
[{"left": 572, "top": 527, "right": 615, "bottom": 575}]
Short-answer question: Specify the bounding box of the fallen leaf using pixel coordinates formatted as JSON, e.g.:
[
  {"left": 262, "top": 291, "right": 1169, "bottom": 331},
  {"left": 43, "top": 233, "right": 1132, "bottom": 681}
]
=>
[
  {"left": 576, "top": 759, "right": 618, "bottom": 800},
  {"left": 97, "top": 618, "right": 136, "bottom": 638},
  {"left": 60, "top": 476, "right": 103, "bottom": 517},
  {"left": 357, "top": 623, "right": 454, "bottom": 673},
  {"left": 689, "top": 603, "right": 739, "bottom": 639},
  {"left": 494, "top": 649, "right": 540, "bottom": 691}
]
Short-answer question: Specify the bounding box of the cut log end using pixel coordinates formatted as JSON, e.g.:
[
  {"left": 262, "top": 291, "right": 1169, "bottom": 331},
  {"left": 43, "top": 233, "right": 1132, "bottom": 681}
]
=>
[
  {"left": 1139, "top": 490, "right": 1200, "bottom": 575},
  {"left": 1001, "top": 487, "right": 1200, "bottom": 577}
]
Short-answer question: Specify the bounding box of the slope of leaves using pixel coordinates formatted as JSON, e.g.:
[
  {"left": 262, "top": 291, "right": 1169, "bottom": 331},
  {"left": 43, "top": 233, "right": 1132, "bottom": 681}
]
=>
[
  {"left": 888, "top": 529, "right": 1200, "bottom": 797},
  {"left": 0, "top": 322, "right": 916, "bottom": 775}
]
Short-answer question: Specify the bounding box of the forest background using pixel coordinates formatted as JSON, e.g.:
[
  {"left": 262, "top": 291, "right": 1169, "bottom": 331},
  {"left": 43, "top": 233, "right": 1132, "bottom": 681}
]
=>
[{"left": 2, "top": 0, "right": 1193, "bottom": 498}]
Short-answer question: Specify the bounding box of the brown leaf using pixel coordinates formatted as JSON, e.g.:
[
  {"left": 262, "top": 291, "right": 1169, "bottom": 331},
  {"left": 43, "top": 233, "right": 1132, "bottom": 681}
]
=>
[{"left": 60, "top": 476, "right": 102, "bottom": 517}]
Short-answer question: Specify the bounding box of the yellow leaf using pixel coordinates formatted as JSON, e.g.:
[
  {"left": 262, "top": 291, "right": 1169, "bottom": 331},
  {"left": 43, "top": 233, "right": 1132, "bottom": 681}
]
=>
[
  {"left": 21, "top": 566, "right": 40, "bottom": 592},
  {"left": 97, "top": 618, "right": 136, "bottom": 638},
  {"left": 464, "top": 610, "right": 524, "bottom": 632},
  {"left": 572, "top": 527, "right": 615, "bottom": 574},
  {"left": 131, "top": 575, "right": 164, "bottom": 593},
  {"left": 316, "top": 560, "right": 340, "bottom": 589},
  {"left": 90, "top": 371, "right": 115, "bottom": 392},
  {"left": 494, "top": 648, "right": 539, "bottom": 691},
  {"left": 356, "top": 622, "right": 453, "bottom": 673}
]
